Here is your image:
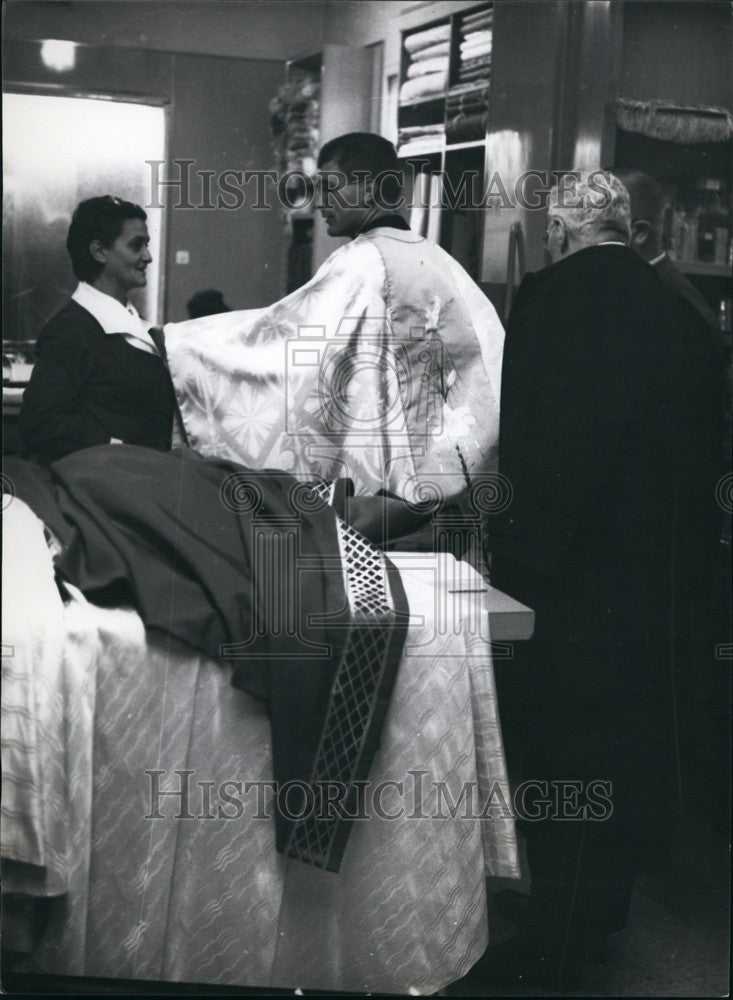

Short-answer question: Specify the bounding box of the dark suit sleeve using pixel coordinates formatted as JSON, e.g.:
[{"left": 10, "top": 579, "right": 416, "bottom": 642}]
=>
[{"left": 19, "top": 323, "right": 112, "bottom": 463}]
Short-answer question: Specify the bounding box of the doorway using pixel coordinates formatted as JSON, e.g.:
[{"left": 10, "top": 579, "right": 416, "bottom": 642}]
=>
[{"left": 2, "top": 93, "right": 166, "bottom": 344}]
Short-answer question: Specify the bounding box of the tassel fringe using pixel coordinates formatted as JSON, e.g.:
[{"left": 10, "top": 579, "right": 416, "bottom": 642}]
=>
[{"left": 615, "top": 98, "right": 733, "bottom": 144}]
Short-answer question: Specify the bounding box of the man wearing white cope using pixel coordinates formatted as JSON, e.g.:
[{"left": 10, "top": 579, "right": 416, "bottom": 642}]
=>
[{"left": 162, "top": 132, "right": 504, "bottom": 538}]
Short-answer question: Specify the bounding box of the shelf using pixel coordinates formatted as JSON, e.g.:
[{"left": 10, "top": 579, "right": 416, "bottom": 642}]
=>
[
  {"left": 399, "top": 88, "right": 490, "bottom": 112},
  {"left": 445, "top": 139, "right": 488, "bottom": 152},
  {"left": 448, "top": 81, "right": 491, "bottom": 97},
  {"left": 398, "top": 3, "right": 492, "bottom": 116},
  {"left": 398, "top": 145, "right": 444, "bottom": 160},
  {"left": 398, "top": 95, "right": 447, "bottom": 110},
  {"left": 676, "top": 261, "right": 731, "bottom": 277},
  {"left": 397, "top": 3, "right": 493, "bottom": 285}
]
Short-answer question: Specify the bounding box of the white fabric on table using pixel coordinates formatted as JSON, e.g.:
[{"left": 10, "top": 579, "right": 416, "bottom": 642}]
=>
[
  {"left": 2, "top": 500, "right": 519, "bottom": 993},
  {"left": 1, "top": 498, "right": 96, "bottom": 902}
]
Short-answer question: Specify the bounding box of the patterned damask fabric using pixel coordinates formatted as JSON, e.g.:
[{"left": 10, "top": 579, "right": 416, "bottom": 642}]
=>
[
  {"left": 3, "top": 237, "right": 512, "bottom": 988},
  {"left": 164, "top": 227, "right": 504, "bottom": 504},
  {"left": 2, "top": 500, "right": 519, "bottom": 994}
]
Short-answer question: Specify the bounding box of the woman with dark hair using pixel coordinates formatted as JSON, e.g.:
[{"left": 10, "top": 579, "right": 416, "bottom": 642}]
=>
[{"left": 20, "top": 195, "right": 176, "bottom": 463}]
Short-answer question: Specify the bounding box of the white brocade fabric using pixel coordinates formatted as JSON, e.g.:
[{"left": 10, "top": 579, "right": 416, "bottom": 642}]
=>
[
  {"left": 1, "top": 499, "right": 93, "bottom": 895},
  {"left": 164, "top": 228, "right": 504, "bottom": 506},
  {"left": 2, "top": 500, "right": 519, "bottom": 994}
]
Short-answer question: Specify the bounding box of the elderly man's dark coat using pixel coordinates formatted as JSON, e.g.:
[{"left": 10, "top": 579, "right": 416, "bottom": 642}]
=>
[{"left": 491, "top": 243, "right": 703, "bottom": 952}]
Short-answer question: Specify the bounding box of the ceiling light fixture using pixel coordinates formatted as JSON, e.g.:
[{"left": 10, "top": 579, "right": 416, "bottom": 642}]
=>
[{"left": 40, "top": 39, "right": 77, "bottom": 72}]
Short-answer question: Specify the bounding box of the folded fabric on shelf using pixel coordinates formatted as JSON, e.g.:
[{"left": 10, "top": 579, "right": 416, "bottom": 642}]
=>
[
  {"left": 461, "top": 29, "right": 492, "bottom": 46},
  {"left": 449, "top": 80, "right": 492, "bottom": 96},
  {"left": 446, "top": 103, "right": 487, "bottom": 119},
  {"left": 454, "top": 77, "right": 489, "bottom": 95},
  {"left": 410, "top": 40, "right": 450, "bottom": 61},
  {"left": 460, "top": 15, "right": 492, "bottom": 33},
  {"left": 460, "top": 56, "right": 491, "bottom": 71},
  {"left": 399, "top": 124, "right": 445, "bottom": 137},
  {"left": 457, "top": 70, "right": 490, "bottom": 85},
  {"left": 460, "top": 40, "right": 492, "bottom": 58},
  {"left": 448, "top": 82, "right": 490, "bottom": 95},
  {"left": 457, "top": 70, "right": 489, "bottom": 85},
  {"left": 398, "top": 125, "right": 445, "bottom": 154},
  {"left": 399, "top": 71, "right": 448, "bottom": 103},
  {"left": 446, "top": 111, "right": 489, "bottom": 143},
  {"left": 407, "top": 56, "right": 450, "bottom": 79},
  {"left": 446, "top": 93, "right": 490, "bottom": 115},
  {"left": 458, "top": 69, "right": 491, "bottom": 84},
  {"left": 460, "top": 49, "right": 492, "bottom": 65},
  {"left": 446, "top": 91, "right": 489, "bottom": 107},
  {"left": 404, "top": 22, "right": 451, "bottom": 54},
  {"left": 462, "top": 6, "right": 494, "bottom": 27}
]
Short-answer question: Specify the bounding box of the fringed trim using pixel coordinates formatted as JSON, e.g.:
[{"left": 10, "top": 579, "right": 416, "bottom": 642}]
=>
[{"left": 615, "top": 98, "right": 733, "bottom": 144}]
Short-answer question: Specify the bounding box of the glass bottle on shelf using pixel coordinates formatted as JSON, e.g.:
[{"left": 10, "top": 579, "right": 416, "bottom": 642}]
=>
[
  {"left": 696, "top": 178, "right": 728, "bottom": 264},
  {"left": 681, "top": 213, "right": 698, "bottom": 262},
  {"left": 666, "top": 204, "right": 686, "bottom": 261},
  {"left": 719, "top": 297, "right": 732, "bottom": 335}
]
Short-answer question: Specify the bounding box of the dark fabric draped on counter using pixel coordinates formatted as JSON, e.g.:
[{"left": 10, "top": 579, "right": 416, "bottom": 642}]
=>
[{"left": 4, "top": 445, "right": 409, "bottom": 871}]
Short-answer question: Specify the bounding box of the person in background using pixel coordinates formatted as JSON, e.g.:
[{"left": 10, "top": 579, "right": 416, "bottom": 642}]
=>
[
  {"left": 613, "top": 167, "right": 723, "bottom": 338},
  {"left": 483, "top": 171, "right": 699, "bottom": 989},
  {"left": 614, "top": 166, "right": 729, "bottom": 830},
  {"left": 20, "top": 196, "right": 176, "bottom": 464},
  {"left": 186, "top": 288, "right": 231, "bottom": 319}
]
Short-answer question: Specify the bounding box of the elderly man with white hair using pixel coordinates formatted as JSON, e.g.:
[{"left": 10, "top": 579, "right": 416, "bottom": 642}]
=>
[{"left": 480, "top": 170, "right": 695, "bottom": 989}]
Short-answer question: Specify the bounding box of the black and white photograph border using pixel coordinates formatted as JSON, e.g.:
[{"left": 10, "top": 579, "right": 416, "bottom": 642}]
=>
[{"left": 2, "top": 1, "right": 731, "bottom": 997}]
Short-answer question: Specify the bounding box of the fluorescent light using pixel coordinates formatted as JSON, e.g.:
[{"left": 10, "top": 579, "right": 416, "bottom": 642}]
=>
[{"left": 40, "top": 40, "right": 77, "bottom": 72}]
